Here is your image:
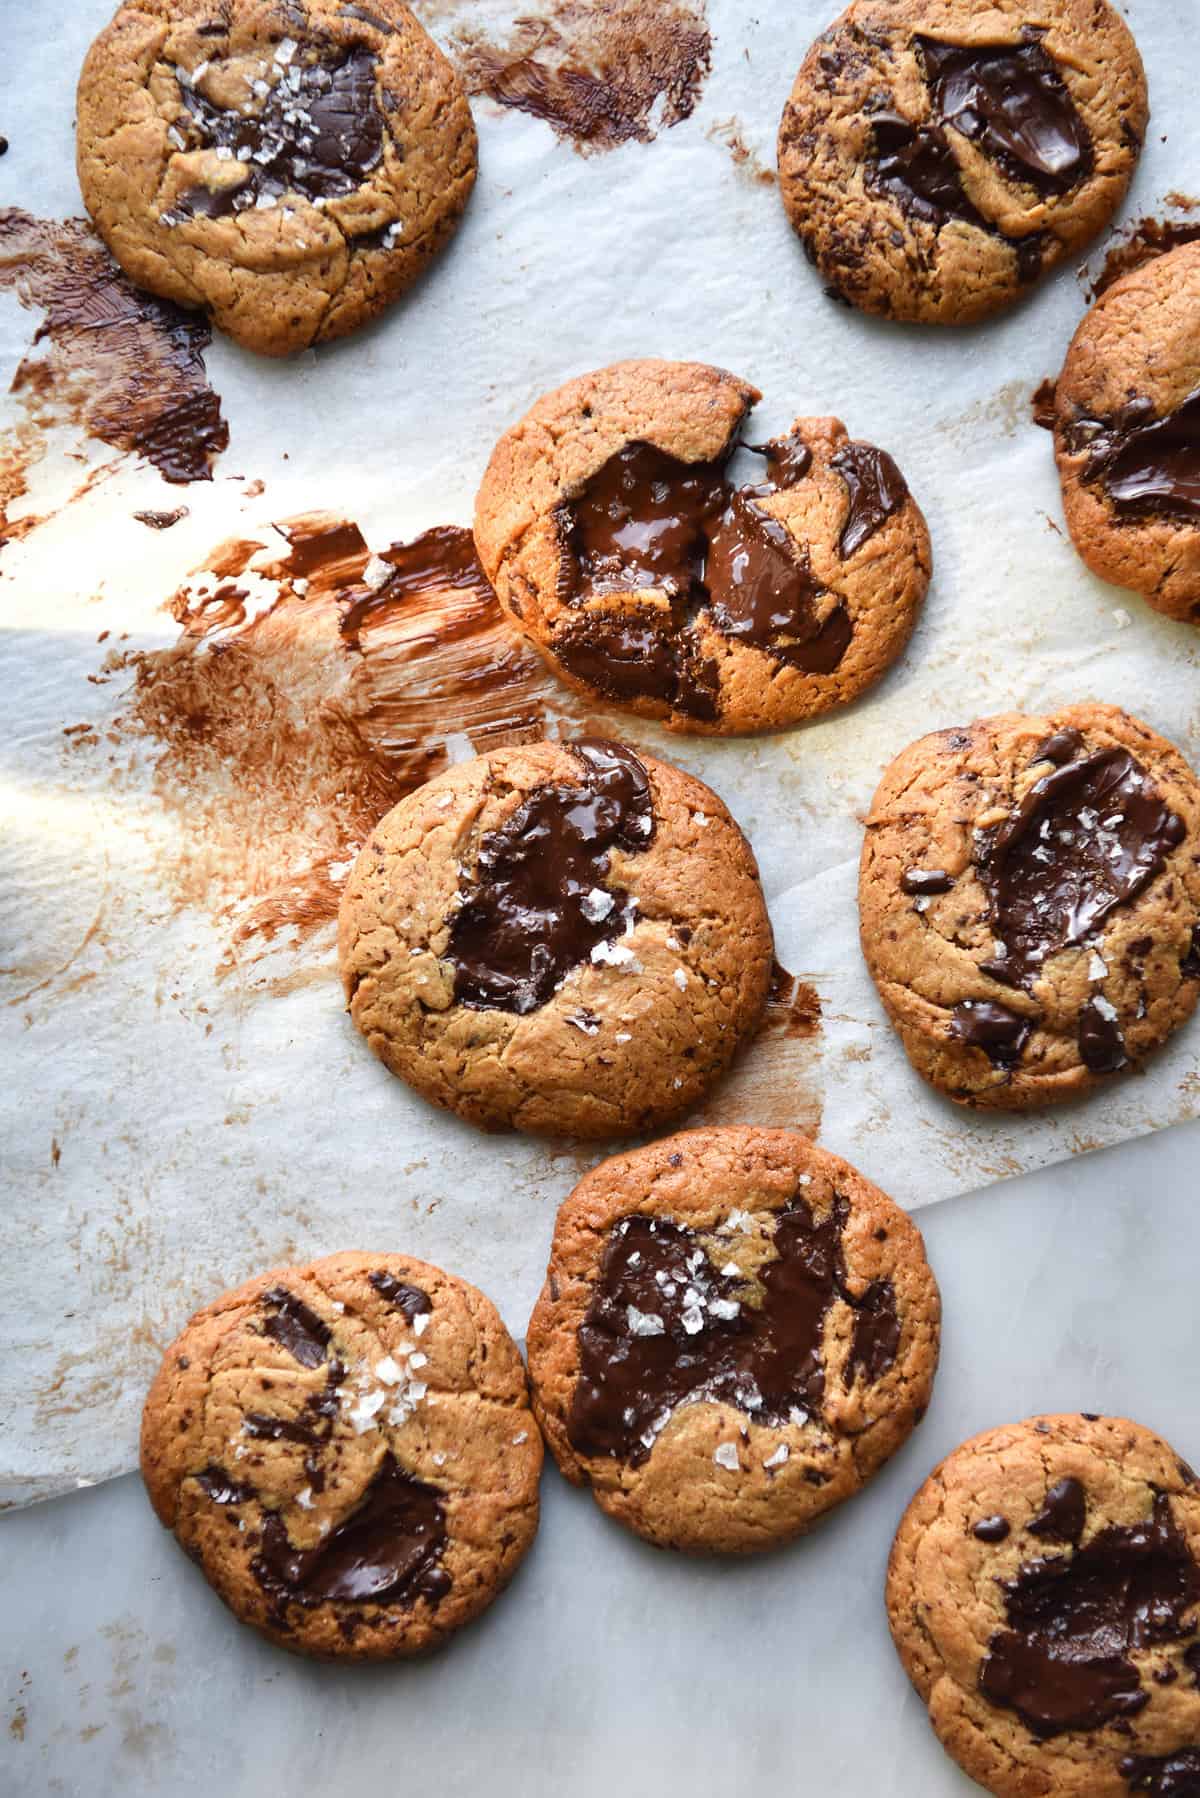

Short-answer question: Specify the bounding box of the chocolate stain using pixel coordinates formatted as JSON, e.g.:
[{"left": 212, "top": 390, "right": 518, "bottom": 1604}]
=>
[
  {"left": 1031, "top": 378, "right": 1058, "bottom": 432},
  {"left": 1085, "top": 205, "right": 1200, "bottom": 300},
  {"left": 689, "top": 960, "right": 824, "bottom": 1136},
  {"left": 94, "top": 513, "right": 584, "bottom": 957},
  {"left": 434, "top": 0, "right": 711, "bottom": 154},
  {"left": 0, "top": 212, "right": 228, "bottom": 545},
  {"left": 706, "top": 116, "right": 776, "bottom": 185}
]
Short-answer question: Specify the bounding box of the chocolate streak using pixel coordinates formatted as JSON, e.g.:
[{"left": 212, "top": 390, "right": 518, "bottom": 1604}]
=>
[
  {"left": 555, "top": 426, "right": 906, "bottom": 714},
  {"left": 446, "top": 737, "right": 655, "bottom": 1014},
  {"left": 567, "top": 1184, "right": 899, "bottom": 1466},
  {"left": 1065, "top": 389, "right": 1200, "bottom": 525},
  {"left": 979, "top": 1491, "right": 1200, "bottom": 1739}
]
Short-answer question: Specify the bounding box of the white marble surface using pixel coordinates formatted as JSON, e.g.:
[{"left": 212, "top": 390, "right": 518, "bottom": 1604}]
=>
[{"left": 5, "top": 1119, "right": 1199, "bottom": 1798}]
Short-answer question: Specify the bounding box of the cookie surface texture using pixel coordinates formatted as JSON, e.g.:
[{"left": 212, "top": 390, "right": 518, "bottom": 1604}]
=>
[
  {"left": 859, "top": 703, "right": 1200, "bottom": 1108},
  {"left": 778, "top": 0, "right": 1148, "bottom": 325},
  {"left": 526, "top": 1126, "right": 940, "bottom": 1552},
  {"left": 140, "top": 1251, "right": 542, "bottom": 1659},
  {"left": 337, "top": 738, "right": 774, "bottom": 1136},
  {"left": 474, "top": 358, "right": 930, "bottom": 734},
  {"left": 77, "top": 0, "right": 478, "bottom": 355},
  {"left": 887, "top": 1413, "right": 1200, "bottom": 1797},
  {"left": 1054, "top": 241, "right": 1200, "bottom": 620}
]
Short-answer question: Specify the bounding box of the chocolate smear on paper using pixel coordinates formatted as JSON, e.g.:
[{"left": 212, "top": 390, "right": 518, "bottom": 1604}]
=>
[
  {"left": 0, "top": 212, "right": 227, "bottom": 546},
  {"left": 1083, "top": 204, "right": 1200, "bottom": 300}
]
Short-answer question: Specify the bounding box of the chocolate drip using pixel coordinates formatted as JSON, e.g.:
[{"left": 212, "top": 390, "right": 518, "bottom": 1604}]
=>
[
  {"left": 261, "top": 1287, "right": 332, "bottom": 1369},
  {"left": 950, "top": 1000, "right": 1031, "bottom": 1067},
  {"left": 1029, "top": 1477, "right": 1087, "bottom": 1544},
  {"left": 979, "top": 1491, "right": 1200, "bottom": 1739},
  {"left": 253, "top": 1453, "right": 450, "bottom": 1610},
  {"left": 975, "top": 1515, "right": 1012, "bottom": 1543},
  {"left": 1067, "top": 388, "right": 1200, "bottom": 525},
  {"left": 445, "top": 737, "right": 654, "bottom": 1014},
  {"left": 1120, "top": 1751, "right": 1200, "bottom": 1797},
  {"left": 866, "top": 113, "right": 1045, "bottom": 281},
  {"left": 917, "top": 36, "right": 1092, "bottom": 193},
  {"left": 830, "top": 442, "right": 909, "bottom": 557},
  {"left": 368, "top": 1272, "right": 432, "bottom": 1320},
  {"left": 567, "top": 1185, "right": 899, "bottom": 1466},
  {"left": 556, "top": 423, "right": 872, "bottom": 701},
  {"left": 977, "top": 748, "right": 1185, "bottom": 990},
  {"left": 173, "top": 48, "right": 383, "bottom": 220}
]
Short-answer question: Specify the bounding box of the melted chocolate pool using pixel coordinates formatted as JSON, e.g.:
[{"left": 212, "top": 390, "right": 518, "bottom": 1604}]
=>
[
  {"left": 1066, "top": 389, "right": 1200, "bottom": 525},
  {"left": 567, "top": 1184, "right": 899, "bottom": 1465},
  {"left": 446, "top": 737, "right": 655, "bottom": 1014},
  {"left": 553, "top": 427, "right": 906, "bottom": 712},
  {"left": 979, "top": 1490, "right": 1200, "bottom": 1739}
]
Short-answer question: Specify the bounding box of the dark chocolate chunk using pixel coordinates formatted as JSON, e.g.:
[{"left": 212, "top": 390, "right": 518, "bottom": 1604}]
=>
[
  {"left": 980, "top": 1491, "right": 1200, "bottom": 1739},
  {"left": 1079, "top": 996, "right": 1127, "bottom": 1073},
  {"left": 368, "top": 1271, "right": 432, "bottom": 1320},
  {"left": 1033, "top": 727, "right": 1085, "bottom": 766},
  {"left": 917, "top": 35, "right": 1092, "bottom": 193},
  {"left": 260, "top": 1287, "right": 332, "bottom": 1369},
  {"left": 1028, "top": 1476, "right": 1087, "bottom": 1544},
  {"left": 705, "top": 491, "right": 853, "bottom": 674},
  {"left": 1067, "top": 388, "right": 1200, "bottom": 525},
  {"left": 1183, "top": 924, "right": 1200, "bottom": 979},
  {"left": 445, "top": 737, "right": 654, "bottom": 1014},
  {"left": 253, "top": 1452, "right": 450, "bottom": 1610},
  {"left": 902, "top": 867, "right": 953, "bottom": 896},
  {"left": 1120, "top": 1750, "right": 1200, "bottom": 1796},
  {"left": 974, "top": 1514, "right": 1012, "bottom": 1543},
  {"left": 950, "top": 1000, "right": 1031, "bottom": 1067},
  {"left": 174, "top": 48, "right": 383, "bottom": 220},
  {"left": 567, "top": 1183, "right": 898, "bottom": 1466},
  {"left": 830, "top": 441, "right": 908, "bottom": 557},
  {"left": 193, "top": 1465, "right": 254, "bottom": 1505}
]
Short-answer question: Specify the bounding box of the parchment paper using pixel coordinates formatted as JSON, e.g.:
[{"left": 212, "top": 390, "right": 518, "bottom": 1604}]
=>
[{"left": 3, "top": 0, "right": 1198, "bottom": 1505}]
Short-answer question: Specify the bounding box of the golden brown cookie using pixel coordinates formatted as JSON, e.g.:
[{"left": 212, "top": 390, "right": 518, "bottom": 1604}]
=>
[
  {"left": 887, "top": 1414, "right": 1200, "bottom": 1797},
  {"left": 859, "top": 703, "right": 1200, "bottom": 1109},
  {"left": 473, "top": 358, "right": 931, "bottom": 734},
  {"left": 526, "top": 1127, "right": 940, "bottom": 1553},
  {"left": 337, "top": 738, "right": 774, "bottom": 1136},
  {"left": 1053, "top": 242, "right": 1200, "bottom": 621},
  {"left": 777, "top": 0, "right": 1148, "bottom": 325},
  {"left": 76, "top": 0, "right": 477, "bottom": 356},
  {"left": 141, "top": 1252, "right": 541, "bottom": 1659}
]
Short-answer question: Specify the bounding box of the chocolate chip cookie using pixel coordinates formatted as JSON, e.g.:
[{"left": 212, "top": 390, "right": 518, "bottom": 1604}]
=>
[
  {"left": 473, "top": 359, "right": 931, "bottom": 734},
  {"left": 1053, "top": 241, "right": 1200, "bottom": 621},
  {"left": 77, "top": 0, "right": 477, "bottom": 356},
  {"left": 526, "top": 1127, "right": 940, "bottom": 1553},
  {"left": 859, "top": 704, "right": 1200, "bottom": 1108},
  {"left": 887, "top": 1414, "right": 1200, "bottom": 1798},
  {"left": 337, "top": 738, "right": 774, "bottom": 1137},
  {"left": 140, "top": 1252, "right": 542, "bottom": 1659},
  {"left": 778, "top": 0, "right": 1148, "bottom": 325}
]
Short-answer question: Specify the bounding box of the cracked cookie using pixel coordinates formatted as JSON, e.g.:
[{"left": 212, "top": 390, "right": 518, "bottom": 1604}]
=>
[
  {"left": 887, "top": 1414, "right": 1200, "bottom": 1797},
  {"left": 526, "top": 1127, "right": 940, "bottom": 1553},
  {"left": 777, "top": 0, "right": 1148, "bottom": 325},
  {"left": 473, "top": 358, "right": 931, "bottom": 734},
  {"left": 337, "top": 738, "right": 774, "bottom": 1136},
  {"left": 76, "top": 0, "right": 477, "bottom": 356},
  {"left": 1053, "top": 241, "right": 1200, "bottom": 622},
  {"left": 140, "top": 1251, "right": 542, "bottom": 1659},
  {"left": 859, "top": 703, "right": 1200, "bottom": 1108}
]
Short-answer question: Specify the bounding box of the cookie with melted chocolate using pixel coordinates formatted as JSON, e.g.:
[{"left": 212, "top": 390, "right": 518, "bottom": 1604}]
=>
[
  {"left": 526, "top": 1127, "right": 940, "bottom": 1553},
  {"left": 140, "top": 1251, "right": 541, "bottom": 1659},
  {"left": 778, "top": 0, "right": 1148, "bottom": 325},
  {"left": 859, "top": 704, "right": 1200, "bottom": 1108},
  {"left": 76, "top": 0, "right": 476, "bottom": 355},
  {"left": 1053, "top": 241, "right": 1200, "bottom": 621},
  {"left": 337, "top": 738, "right": 773, "bottom": 1136},
  {"left": 888, "top": 1414, "right": 1200, "bottom": 1797},
  {"left": 473, "top": 359, "right": 930, "bottom": 734}
]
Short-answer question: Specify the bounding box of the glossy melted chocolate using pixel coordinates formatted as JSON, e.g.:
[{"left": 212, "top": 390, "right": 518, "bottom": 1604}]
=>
[
  {"left": 260, "top": 1286, "right": 332, "bottom": 1369},
  {"left": 253, "top": 1453, "right": 450, "bottom": 1609},
  {"left": 567, "top": 1186, "right": 899, "bottom": 1466},
  {"left": 917, "top": 35, "right": 1092, "bottom": 193},
  {"left": 979, "top": 1490, "right": 1200, "bottom": 1739},
  {"left": 554, "top": 425, "right": 906, "bottom": 713},
  {"left": 446, "top": 738, "right": 654, "bottom": 1014},
  {"left": 174, "top": 47, "right": 384, "bottom": 219},
  {"left": 1120, "top": 1750, "right": 1200, "bottom": 1796},
  {"left": 1067, "top": 389, "right": 1200, "bottom": 525}
]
